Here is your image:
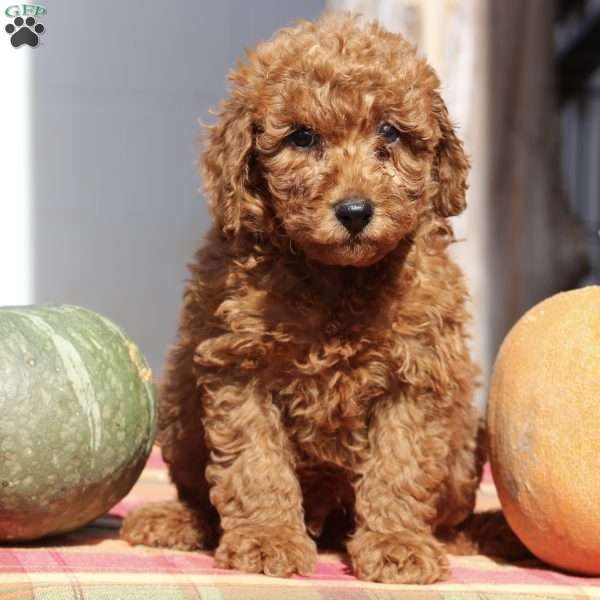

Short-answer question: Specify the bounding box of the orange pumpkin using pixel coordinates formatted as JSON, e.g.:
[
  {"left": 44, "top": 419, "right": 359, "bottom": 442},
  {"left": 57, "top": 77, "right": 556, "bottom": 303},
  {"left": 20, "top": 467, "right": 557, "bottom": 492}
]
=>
[{"left": 487, "top": 286, "right": 600, "bottom": 575}]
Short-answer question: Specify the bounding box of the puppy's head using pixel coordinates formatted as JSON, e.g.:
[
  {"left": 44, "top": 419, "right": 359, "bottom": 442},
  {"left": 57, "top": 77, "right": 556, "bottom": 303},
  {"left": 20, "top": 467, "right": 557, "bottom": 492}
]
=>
[{"left": 202, "top": 15, "right": 469, "bottom": 267}]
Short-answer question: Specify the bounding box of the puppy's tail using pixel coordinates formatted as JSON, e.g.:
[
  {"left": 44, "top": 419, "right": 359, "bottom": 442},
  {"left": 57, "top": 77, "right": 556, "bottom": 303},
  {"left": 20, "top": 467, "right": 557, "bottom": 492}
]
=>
[{"left": 437, "top": 511, "right": 532, "bottom": 561}]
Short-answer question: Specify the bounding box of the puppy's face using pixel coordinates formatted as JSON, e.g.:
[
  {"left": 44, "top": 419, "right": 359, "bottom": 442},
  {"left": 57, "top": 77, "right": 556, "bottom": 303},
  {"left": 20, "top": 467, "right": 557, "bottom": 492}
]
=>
[
  {"left": 255, "top": 92, "right": 435, "bottom": 267},
  {"left": 202, "top": 16, "right": 469, "bottom": 267}
]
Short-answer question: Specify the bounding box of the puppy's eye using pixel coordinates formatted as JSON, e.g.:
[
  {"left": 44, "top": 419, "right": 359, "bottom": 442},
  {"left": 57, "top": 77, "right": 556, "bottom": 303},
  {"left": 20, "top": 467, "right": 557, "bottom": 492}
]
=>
[
  {"left": 288, "top": 127, "right": 319, "bottom": 149},
  {"left": 378, "top": 122, "right": 401, "bottom": 143}
]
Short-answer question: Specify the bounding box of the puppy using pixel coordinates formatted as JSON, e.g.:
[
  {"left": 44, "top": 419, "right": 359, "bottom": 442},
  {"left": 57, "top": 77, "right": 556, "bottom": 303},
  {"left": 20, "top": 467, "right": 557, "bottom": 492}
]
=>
[{"left": 121, "top": 14, "right": 485, "bottom": 584}]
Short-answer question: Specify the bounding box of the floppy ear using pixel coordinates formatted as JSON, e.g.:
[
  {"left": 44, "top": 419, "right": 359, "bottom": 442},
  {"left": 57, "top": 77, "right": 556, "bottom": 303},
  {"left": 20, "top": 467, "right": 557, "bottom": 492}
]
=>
[
  {"left": 201, "top": 100, "right": 262, "bottom": 237},
  {"left": 431, "top": 95, "right": 470, "bottom": 217}
]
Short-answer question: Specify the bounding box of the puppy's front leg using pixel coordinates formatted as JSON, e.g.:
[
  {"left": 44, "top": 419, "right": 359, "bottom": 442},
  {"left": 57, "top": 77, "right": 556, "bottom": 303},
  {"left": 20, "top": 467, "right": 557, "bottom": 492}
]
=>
[
  {"left": 348, "top": 395, "right": 451, "bottom": 584},
  {"left": 203, "top": 381, "right": 316, "bottom": 577}
]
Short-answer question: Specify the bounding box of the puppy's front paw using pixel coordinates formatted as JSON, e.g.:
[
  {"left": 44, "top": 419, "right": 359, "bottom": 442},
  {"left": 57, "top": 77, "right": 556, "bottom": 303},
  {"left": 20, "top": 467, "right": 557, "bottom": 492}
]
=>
[
  {"left": 215, "top": 525, "right": 317, "bottom": 577},
  {"left": 348, "top": 529, "right": 449, "bottom": 584}
]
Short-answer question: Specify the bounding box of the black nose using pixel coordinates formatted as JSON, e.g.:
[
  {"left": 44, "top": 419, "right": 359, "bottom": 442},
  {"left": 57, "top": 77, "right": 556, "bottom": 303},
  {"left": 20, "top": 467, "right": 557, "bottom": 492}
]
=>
[{"left": 334, "top": 198, "right": 373, "bottom": 235}]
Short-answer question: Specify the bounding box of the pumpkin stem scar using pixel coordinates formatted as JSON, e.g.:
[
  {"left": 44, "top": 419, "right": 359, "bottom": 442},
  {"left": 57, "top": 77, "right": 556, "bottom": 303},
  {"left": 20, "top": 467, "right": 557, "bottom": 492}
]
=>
[{"left": 128, "top": 342, "right": 153, "bottom": 382}]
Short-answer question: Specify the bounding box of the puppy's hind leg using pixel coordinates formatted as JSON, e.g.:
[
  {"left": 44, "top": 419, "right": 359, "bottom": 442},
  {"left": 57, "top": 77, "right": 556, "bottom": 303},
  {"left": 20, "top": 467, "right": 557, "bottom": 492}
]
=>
[
  {"left": 121, "top": 500, "right": 212, "bottom": 551},
  {"left": 434, "top": 420, "right": 530, "bottom": 561},
  {"left": 438, "top": 511, "right": 532, "bottom": 561},
  {"left": 121, "top": 336, "right": 218, "bottom": 550}
]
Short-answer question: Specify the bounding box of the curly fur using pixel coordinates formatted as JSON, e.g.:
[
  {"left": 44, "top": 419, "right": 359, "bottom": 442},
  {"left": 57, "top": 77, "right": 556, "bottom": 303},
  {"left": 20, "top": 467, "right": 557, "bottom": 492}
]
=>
[{"left": 121, "top": 15, "right": 523, "bottom": 584}]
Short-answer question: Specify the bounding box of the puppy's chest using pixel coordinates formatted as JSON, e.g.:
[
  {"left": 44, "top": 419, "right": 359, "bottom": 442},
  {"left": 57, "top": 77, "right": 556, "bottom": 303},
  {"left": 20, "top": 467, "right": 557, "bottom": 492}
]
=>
[{"left": 264, "top": 335, "right": 395, "bottom": 468}]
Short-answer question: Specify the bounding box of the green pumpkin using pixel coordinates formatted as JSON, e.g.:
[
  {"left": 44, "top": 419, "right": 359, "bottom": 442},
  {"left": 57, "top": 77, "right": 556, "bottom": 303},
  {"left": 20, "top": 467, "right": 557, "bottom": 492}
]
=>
[{"left": 0, "top": 305, "right": 157, "bottom": 541}]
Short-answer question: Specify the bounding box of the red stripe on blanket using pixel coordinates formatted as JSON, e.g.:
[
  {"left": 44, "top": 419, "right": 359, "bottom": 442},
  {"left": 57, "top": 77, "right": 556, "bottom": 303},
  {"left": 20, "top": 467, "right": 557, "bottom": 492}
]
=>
[
  {"left": 482, "top": 462, "right": 493, "bottom": 483},
  {"left": 2, "top": 548, "right": 599, "bottom": 587},
  {"left": 449, "top": 563, "right": 600, "bottom": 586},
  {"left": 145, "top": 447, "right": 167, "bottom": 469},
  {"left": 0, "top": 549, "right": 27, "bottom": 573}
]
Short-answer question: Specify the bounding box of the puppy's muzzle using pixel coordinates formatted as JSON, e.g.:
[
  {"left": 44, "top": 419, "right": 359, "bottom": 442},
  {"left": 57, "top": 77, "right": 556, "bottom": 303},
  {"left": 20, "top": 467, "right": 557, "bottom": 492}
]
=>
[{"left": 335, "top": 198, "right": 373, "bottom": 235}]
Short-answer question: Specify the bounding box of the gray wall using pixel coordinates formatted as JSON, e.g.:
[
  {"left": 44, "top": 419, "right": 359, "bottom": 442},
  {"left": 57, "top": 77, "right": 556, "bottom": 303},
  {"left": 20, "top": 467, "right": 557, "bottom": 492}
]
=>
[{"left": 30, "top": 0, "right": 324, "bottom": 374}]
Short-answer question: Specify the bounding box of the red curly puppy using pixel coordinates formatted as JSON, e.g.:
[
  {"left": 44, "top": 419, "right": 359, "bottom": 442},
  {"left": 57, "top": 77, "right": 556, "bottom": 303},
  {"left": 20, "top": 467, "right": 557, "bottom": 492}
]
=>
[{"left": 122, "top": 15, "right": 488, "bottom": 584}]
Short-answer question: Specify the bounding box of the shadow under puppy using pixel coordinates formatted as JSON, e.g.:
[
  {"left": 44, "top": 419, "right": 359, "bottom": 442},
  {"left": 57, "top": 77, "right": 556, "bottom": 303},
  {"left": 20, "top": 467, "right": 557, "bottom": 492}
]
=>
[{"left": 121, "top": 14, "right": 510, "bottom": 584}]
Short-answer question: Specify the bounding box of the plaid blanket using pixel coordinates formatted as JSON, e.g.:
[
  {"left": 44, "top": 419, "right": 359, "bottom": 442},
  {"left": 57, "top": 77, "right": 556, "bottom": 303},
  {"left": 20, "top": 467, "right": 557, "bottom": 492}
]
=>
[{"left": 2, "top": 448, "right": 600, "bottom": 599}]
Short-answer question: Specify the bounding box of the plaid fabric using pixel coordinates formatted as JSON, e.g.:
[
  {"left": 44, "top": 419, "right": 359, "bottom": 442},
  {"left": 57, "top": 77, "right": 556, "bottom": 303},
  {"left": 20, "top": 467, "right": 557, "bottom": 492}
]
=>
[{"left": 1, "top": 448, "right": 600, "bottom": 599}]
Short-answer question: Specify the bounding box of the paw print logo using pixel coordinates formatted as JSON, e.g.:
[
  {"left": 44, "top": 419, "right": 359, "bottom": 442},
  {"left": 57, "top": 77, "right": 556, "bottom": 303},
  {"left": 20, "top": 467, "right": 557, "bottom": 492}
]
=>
[{"left": 5, "top": 16, "right": 44, "bottom": 47}]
